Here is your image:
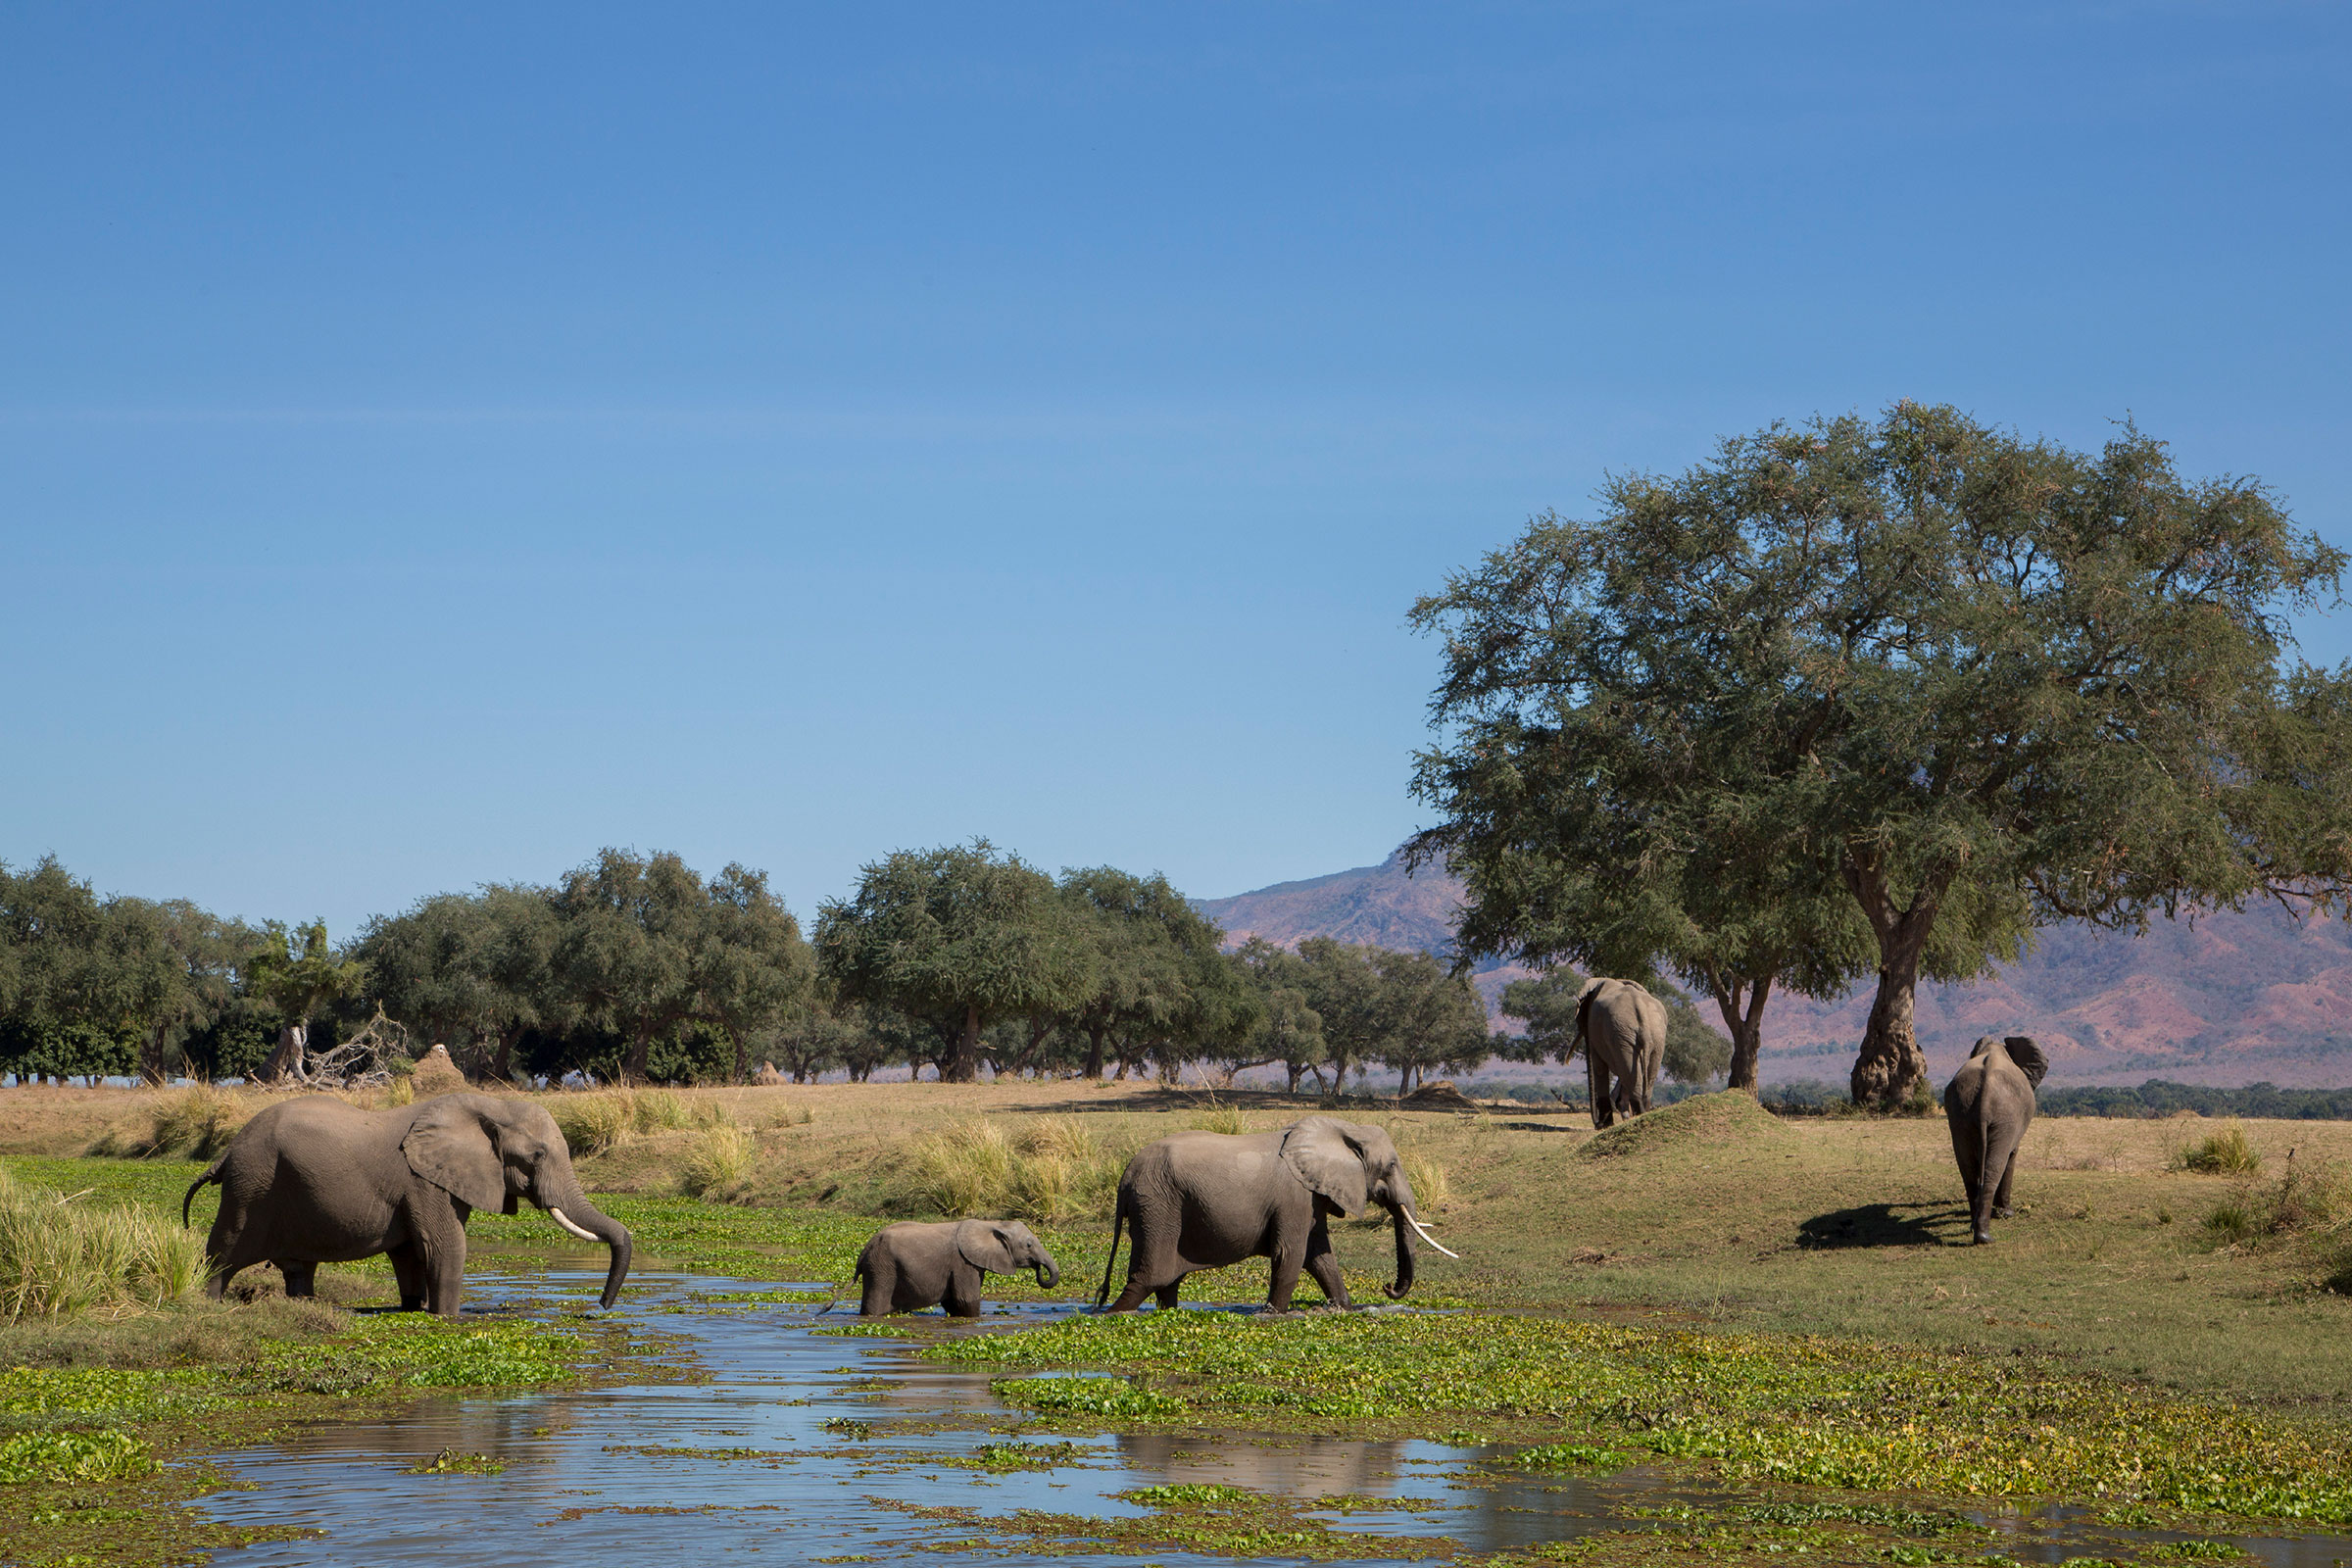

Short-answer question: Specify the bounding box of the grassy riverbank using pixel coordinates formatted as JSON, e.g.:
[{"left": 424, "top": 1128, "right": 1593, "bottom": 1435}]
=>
[{"left": 3, "top": 1077, "right": 2349, "bottom": 1563}]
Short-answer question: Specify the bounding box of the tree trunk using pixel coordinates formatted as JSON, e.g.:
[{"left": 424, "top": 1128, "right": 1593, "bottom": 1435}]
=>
[
  {"left": 262, "top": 1020, "right": 310, "bottom": 1083},
  {"left": 1841, "top": 850, "right": 1949, "bottom": 1111},
  {"left": 1285, "top": 1062, "right": 1302, "bottom": 1095},
  {"left": 139, "top": 1025, "right": 171, "bottom": 1087},
  {"left": 945, "top": 1004, "right": 982, "bottom": 1084},
  {"left": 491, "top": 1029, "right": 516, "bottom": 1085},
  {"left": 1710, "top": 974, "right": 1773, "bottom": 1094},
  {"left": 1084, "top": 1026, "right": 1106, "bottom": 1080},
  {"left": 623, "top": 1029, "right": 653, "bottom": 1085}
]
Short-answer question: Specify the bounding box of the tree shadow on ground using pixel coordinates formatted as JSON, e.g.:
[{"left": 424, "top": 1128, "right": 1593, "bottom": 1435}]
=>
[{"left": 1796, "top": 1200, "right": 1972, "bottom": 1250}]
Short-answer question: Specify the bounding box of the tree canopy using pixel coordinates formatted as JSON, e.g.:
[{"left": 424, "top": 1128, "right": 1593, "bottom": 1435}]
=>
[
  {"left": 1414, "top": 403, "right": 2352, "bottom": 1105},
  {"left": 814, "top": 840, "right": 1093, "bottom": 1083}
]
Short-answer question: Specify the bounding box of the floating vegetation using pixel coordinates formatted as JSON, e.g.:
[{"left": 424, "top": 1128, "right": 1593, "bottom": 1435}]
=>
[
  {"left": 401, "top": 1446, "right": 508, "bottom": 1475},
  {"left": 871, "top": 1484, "right": 1459, "bottom": 1562},
  {"left": 930, "top": 1310, "right": 2352, "bottom": 1524},
  {"left": 0, "top": 1427, "right": 153, "bottom": 1485},
  {"left": 1502, "top": 1442, "right": 1626, "bottom": 1472},
  {"left": 820, "top": 1417, "right": 874, "bottom": 1440},
  {"left": 941, "top": 1439, "right": 1091, "bottom": 1472}
]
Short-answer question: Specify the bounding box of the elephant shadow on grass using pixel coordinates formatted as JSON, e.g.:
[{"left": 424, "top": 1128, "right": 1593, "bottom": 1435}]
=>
[{"left": 1796, "top": 1201, "right": 1974, "bottom": 1250}]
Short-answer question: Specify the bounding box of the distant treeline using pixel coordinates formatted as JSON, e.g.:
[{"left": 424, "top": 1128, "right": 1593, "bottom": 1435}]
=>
[{"left": 0, "top": 844, "right": 1736, "bottom": 1095}]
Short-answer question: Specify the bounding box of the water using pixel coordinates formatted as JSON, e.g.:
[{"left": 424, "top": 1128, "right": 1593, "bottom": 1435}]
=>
[{"left": 197, "top": 1267, "right": 2352, "bottom": 1567}]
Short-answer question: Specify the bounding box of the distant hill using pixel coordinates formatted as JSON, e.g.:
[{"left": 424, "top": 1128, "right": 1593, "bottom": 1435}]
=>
[{"left": 1195, "top": 853, "right": 2352, "bottom": 1088}]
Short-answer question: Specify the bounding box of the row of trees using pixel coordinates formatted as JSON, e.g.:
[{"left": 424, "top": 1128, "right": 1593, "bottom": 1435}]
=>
[
  {"left": 6, "top": 842, "right": 1734, "bottom": 1093},
  {"left": 1411, "top": 403, "right": 2352, "bottom": 1107}
]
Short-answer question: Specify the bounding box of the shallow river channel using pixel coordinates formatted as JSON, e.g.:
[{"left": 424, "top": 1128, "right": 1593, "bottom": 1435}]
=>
[{"left": 196, "top": 1266, "right": 2352, "bottom": 1567}]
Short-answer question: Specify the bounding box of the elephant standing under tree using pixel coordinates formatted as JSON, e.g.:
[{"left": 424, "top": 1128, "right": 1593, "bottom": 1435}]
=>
[
  {"left": 1942, "top": 1035, "right": 2047, "bottom": 1245},
  {"left": 1577, "top": 978, "right": 1666, "bottom": 1128},
  {"left": 1096, "top": 1115, "right": 1454, "bottom": 1313},
  {"left": 847, "top": 1220, "right": 1059, "bottom": 1316},
  {"left": 183, "top": 1093, "right": 632, "bottom": 1315}
]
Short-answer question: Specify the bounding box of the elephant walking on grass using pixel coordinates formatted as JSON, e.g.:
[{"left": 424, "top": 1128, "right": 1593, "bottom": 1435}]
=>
[
  {"left": 183, "top": 1092, "right": 631, "bottom": 1315},
  {"left": 1095, "top": 1115, "right": 1454, "bottom": 1313},
  {"left": 1577, "top": 978, "right": 1667, "bottom": 1128},
  {"left": 846, "top": 1220, "right": 1058, "bottom": 1316},
  {"left": 1942, "top": 1035, "right": 2047, "bottom": 1245}
]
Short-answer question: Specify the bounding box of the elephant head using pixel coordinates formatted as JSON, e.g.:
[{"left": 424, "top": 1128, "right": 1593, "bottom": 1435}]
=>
[
  {"left": 1971, "top": 1035, "right": 2049, "bottom": 1088},
  {"left": 401, "top": 1093, "right": 634, "bottom": 1308},
  {"left": 955, "top": 1219, "right": 1059, "bottom": 1290},
  {"left": 1280, "top": 1116, "right": 1453, "bottom": 1300}
]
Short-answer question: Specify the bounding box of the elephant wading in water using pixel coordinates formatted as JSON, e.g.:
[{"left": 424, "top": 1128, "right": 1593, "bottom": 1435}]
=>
[
  {"left": 1578, "top": 977, "right": 1667, "bottom": 1128},
  {"left": 1943, "top": 1035, "right": 2047, "bottom": 1245},
  {"left": 183, "top": 1092, "right": 632, "bottom": 1315},
  {"left": 1095, "top": 1115, "right": 1455, "bottom": 1313},
  {"left": 846, "top": 1220, "right": 1059, "bottom": 1316}
]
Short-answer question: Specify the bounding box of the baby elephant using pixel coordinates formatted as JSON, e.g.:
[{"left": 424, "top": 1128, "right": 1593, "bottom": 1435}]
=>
[
  {"left": 1942, "top": 1035, "right": 2048, "bottom": 1245},
  {"left": 852, "top": 1219, "right": 1058, "bottom": 1316}
]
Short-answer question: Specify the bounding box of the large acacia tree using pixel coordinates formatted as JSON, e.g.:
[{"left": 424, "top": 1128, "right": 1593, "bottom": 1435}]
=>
[{"left": 1413, "top": 404, "right": 2352, "bottom": 1107}]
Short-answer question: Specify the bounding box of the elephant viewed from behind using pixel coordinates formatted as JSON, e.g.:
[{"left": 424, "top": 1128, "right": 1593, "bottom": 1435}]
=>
[
  {"left": 1942, "top": 1034, "right": 2048, "bottom": 1245},
  {"left": 1577, "top": 977, "right": 1667, "bottom": 1128},
  {"left": 846, "top": 1219, "right": 1059, "bottom": 1316},
  {"left": 184, "top": 1092, "right": 631, "bottom": 1315},
  {"left": 1095, "top": 1115, "right": 1454, "bottom": 1313}
]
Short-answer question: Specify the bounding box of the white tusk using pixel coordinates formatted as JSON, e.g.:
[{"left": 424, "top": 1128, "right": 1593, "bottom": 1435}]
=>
[
  {"left": 548, "top": 1207, "right": 601, "bottom": 1244},
  {"left": 1407, "top": 1214, "right": 1460, "bottom": 1260}
]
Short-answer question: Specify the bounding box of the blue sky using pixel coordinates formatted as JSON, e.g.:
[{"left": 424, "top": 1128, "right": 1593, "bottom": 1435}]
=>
[{"left": 4, "top": 3, "right": 2347, "bottom": 936}]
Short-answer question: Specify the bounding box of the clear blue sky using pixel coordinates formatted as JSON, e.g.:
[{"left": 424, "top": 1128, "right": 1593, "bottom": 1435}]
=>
[{"left": 4, "top": 4, "right": 2347, "bottom": 937}]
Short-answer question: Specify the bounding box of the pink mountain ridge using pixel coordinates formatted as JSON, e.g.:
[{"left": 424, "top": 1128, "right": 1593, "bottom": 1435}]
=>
[{"left": 1196, "top": 853, "right": 2352, "bottom": 1089}]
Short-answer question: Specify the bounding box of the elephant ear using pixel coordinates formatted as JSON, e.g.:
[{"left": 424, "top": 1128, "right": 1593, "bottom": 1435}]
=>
[
  {"left": 2003, "top": 1036, "right": 2049, "bottom": 1088},
  {"left": 1280, "top": 1117, "right": 1369, "bottom": 1217},
  {"left": 956, "top": 1221, "right": 1017, "bottom": 1275},
  {"left": 400, "top": 1098, "right": 506, "bottom": 1213}
]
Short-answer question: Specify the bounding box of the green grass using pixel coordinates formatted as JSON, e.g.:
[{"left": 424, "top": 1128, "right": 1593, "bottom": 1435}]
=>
[
  {"left": 0, "top": 1164, "right": 206, "bottom": 1318},
  {"left": 2174, "top": 1124, "right": 2263, "bottom": 1175}
]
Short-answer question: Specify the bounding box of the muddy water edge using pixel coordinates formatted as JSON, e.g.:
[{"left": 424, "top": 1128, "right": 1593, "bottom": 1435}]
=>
[{"left": 172, "top": 1265, "right": 2352, "bottom": 1568}]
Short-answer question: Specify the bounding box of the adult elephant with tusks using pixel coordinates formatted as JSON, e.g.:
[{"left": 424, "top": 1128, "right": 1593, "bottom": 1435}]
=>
[
  {"left": 182, "top": 1092, "right": 632, "bottom": 1315},
  {"left": 1095, "top": 1115, "right": 1455, "bottom": 1313}
]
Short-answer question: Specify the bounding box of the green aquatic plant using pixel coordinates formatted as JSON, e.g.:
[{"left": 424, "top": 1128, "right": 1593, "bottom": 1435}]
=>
[
  {"left": 1503, "top": 1442, "right": 1625, "bottom": 1471},
  {"left": 0, "top": 1427, "right": 153, "bottom": 1485},
  {"left": 929, "top": 1309, "right": 2352, "bottom": 1523}
]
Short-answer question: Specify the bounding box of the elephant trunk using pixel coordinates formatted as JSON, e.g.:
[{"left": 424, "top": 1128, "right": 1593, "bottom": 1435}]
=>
[
  {"left": 540, "top": 1176, "right": 632, "bottom": 1309},
  {"left": 1034, "top": 1258, "right": 1060, "bottom": 1290},
  {"left": 1384, "top": 1202, "right": 1417, "bottom": 1300}
]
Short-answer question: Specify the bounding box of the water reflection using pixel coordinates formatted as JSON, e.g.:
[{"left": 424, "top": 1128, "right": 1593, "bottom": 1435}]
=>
[{"left": 194, "top": 1267, "right": 2352, "bottom": 1568}]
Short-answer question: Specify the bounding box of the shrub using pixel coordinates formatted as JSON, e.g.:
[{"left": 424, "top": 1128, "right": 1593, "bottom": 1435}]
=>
[
  {"left": 552, "top": 1094, "right": 629, "bottom": 1157},
  {"left": 679, "top": 1122, "right": 758, "bottom": 1200},
  {"left": 2176, "top": 1123, "right": 2262, "bottom": 1174},
  {"left": 1190, "top": 1104, "right": 1250, "bottom": 1136},
  {"left": 0, "top": 1168, "right": 208, "bottom": 1319}
]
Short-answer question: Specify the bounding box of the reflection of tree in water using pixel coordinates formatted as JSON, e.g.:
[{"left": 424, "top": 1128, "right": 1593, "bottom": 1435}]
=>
[{"left": 1114, "top": 1429, "right": 1410, "bottom": 1499}]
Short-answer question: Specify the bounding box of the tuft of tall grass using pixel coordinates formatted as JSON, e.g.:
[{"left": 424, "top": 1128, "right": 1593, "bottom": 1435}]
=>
[
  {"left": 906, "top": 1121, "right": 1018, "bottom": 1217},
  {"left": 1190, "top": 1104, "right": 1250, "bottom": 1136},
  {"left": 0, "top": 1167, "right": 207, "bottom": 1319},
  {"left": 679, "top": 1122, "right": 759, "bottom": 1200},
  {"left": 91, "top": 1086, "right": 254, "bottom": 1161},
  {"left": 1402, "top": 1152, "right": 1453, "bottom": 1214},
  {"left": 901, "top": 1117, "right": 1123, "bottom": 1222},
  {"left": 553, "top": 1094, "right": 630, "bottom": 1157},
  {"left": 631, "top": 1090, "right": 692, "bottom": 1135},
  {"left": 2175, "top": 1123, "right": 2262, "bottom": 1174}
]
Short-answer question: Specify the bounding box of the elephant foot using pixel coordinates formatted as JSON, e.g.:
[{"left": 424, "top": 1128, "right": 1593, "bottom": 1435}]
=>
[
  {"left": 1990, "top": 1206, "right": 2013, "bottom": 1219},
  {"left": 1972, "top": 1230, "right": 1992, "bottom": 1245}
]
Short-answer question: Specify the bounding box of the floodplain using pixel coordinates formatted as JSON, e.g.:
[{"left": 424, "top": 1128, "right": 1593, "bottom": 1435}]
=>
[{"left": 2, "top": 1079, "right": 2349, "bottom": 1566}]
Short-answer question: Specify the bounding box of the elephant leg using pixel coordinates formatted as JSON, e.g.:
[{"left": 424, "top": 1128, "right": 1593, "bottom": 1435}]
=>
[
  {"left": 203, "top": 1218, "right": 269, "bottom": 1301},
  {"left": 1106, "top": 1278, "right": 1154, "bottom": 1312},
  {"left": 1987, "top": 1128, "right": 2026, "bottom": 1220},
  {"left": 1588, "top": 1050, "right": 1614, "bottom": 1130},
  {"left": 1302, "top": 1220, "right": 1350, "bottom": 1309},
  {"left": 1268, "top": 1243, "right": 1304, "bottom": 1312},
  {"left": 858, "top": 1260, "right": 895, "bottom": 1316},
  {"left": 387, "top": 1242, "right": 428, "bottom": 1311},
  {"left": 943, "top": 1264, "right": 983, "bottom": 1319},
  {"left": 277, "top": 1260, "right": 318, "bottom": 1298},
  {"left": 1152, "top": 1279, "right": 1181, "bottom": 1311},
  {"left": 411, "top": 1193, "right": 470, "bottom": 1318}
]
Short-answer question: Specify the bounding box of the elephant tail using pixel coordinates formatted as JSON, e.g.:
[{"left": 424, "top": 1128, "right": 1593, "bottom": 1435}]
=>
[
  {"left": 1093, "top": 1197, "right": 1128, "bottom": 1310},
  {"left": 181, "top": 1156, "right": 227, "bottom": 1230},
  {"left": 818, "top": 1256, "right": 865, "bottom": 1316}
]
